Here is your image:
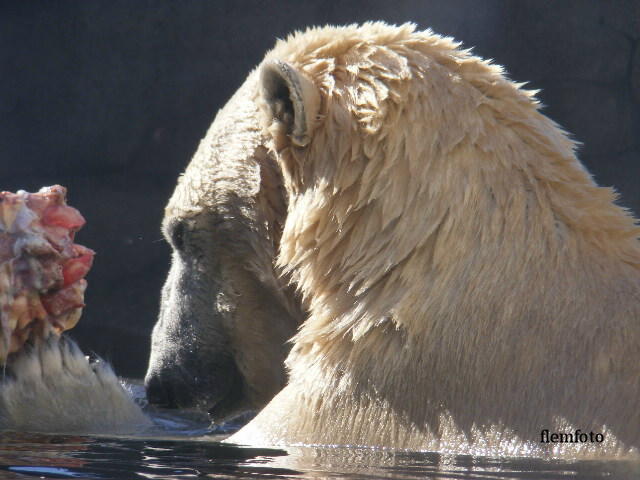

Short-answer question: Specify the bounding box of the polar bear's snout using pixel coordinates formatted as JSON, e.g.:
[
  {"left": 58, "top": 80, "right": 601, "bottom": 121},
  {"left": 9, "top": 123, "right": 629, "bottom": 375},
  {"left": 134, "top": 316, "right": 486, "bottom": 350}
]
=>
[
  {"left": 144, "top": 247, "right": 247, "bottom": 420},
  {"left": 144, "top": 351, "right": 243, "bottom": 419}
]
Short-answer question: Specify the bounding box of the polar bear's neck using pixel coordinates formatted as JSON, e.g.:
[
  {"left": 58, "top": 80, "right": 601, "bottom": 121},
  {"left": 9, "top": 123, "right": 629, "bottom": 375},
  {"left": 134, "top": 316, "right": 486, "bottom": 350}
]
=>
[
  {"left": 273, "top": 31, "right": 640, "bottom": 352},
  {"left": 253, "top": 30, "right": 640, "bottom": 453},
  {"left": 270, "top": 93, "right": 640, "bottom": 455},
  {"left": 277, "top": 90, "right": 640, "bottom": 355},
  {"left": 264, "top": 117, "right": 640, "bottom": 452}
]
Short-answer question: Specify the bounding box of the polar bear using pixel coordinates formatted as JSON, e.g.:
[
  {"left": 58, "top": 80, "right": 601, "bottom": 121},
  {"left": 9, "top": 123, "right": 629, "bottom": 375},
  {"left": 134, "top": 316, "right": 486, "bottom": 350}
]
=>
[{"left": 148, "top": 23, "right": 640, "bottom": 457}]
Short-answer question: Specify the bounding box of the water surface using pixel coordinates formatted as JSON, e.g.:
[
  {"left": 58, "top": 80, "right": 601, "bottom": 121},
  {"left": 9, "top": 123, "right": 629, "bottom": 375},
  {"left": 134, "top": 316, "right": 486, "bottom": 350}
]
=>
[
  {"left": 0, "top": 383, "right": 637, "bottom": 479},
  {"left": 2, "top": 429, "right": 638, "bottom": 479}
]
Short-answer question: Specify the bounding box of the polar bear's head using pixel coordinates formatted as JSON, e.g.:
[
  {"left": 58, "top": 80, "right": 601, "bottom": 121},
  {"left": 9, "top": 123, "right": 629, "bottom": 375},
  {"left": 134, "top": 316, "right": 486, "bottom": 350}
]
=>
[
  {"left": 143, "top": 70, "right": 308, "bottom": 421},
  {"left": 144, "top": 22, "right": 500, "bottom": 421}
]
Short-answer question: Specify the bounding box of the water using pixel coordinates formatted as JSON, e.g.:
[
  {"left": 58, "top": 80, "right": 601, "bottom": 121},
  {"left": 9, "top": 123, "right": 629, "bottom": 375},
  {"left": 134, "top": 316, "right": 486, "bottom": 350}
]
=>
[
  {"left": 0, "top": 431, "right": 638, "bottom": 479},
  {"left": 0, "top": 383, "right": 637, "bottom": 479}
]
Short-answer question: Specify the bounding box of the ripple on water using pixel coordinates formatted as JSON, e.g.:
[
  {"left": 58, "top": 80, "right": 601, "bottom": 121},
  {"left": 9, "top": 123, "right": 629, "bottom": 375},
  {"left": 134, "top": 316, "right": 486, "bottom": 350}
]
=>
[
  {"left": 0, "top": 426, "right": 639, "bottom": 480},
  {"left": 0, "top": 381, "right": 637, "bottom": 479}
]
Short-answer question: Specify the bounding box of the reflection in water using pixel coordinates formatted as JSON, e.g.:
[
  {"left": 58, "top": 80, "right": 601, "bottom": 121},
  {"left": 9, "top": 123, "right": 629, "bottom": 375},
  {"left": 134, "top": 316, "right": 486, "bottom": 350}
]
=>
[
  {"left": 0, "top": 384, "right": 637, "bottom": 479},
  {"left": 0, "top": 428, "right": 638, "bottom": 480},
  {"left": 241, "top": 444, "right": 640, "bottom": 479}
]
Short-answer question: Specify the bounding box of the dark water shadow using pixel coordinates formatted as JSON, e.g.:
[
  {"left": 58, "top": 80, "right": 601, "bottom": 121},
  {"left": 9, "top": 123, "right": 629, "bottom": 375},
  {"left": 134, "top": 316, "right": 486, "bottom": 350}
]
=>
[{"left": 0, "top": 431, "right": 638, "bottom": 480}]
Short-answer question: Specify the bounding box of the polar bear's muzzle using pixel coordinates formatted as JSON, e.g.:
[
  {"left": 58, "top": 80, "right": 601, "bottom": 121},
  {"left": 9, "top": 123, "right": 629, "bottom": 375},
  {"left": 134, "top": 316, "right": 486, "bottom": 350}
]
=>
[{"left": 144, "top": 350, "right": 244, "bottom": 421}]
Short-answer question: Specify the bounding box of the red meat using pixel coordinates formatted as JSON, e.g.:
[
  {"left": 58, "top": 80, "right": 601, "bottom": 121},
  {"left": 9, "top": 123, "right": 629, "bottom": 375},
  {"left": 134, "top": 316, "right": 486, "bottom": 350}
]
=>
[{"left": 0, "top": 186, "right": 94, "bottom": 360}]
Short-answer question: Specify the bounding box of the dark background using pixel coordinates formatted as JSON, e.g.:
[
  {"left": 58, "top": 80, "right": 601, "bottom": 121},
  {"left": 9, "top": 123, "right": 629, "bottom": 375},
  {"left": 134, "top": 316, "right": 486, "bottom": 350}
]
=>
[{"left": 1, "top": 1, "right": 639, "bottom": 378}]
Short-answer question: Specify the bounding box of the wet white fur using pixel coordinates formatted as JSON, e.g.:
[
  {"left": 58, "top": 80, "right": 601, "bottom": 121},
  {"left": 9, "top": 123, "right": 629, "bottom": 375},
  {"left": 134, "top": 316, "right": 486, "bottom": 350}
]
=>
[
  {"left": 223, "top": 23, "right": 640, "bottom": 457},
  {"left": 0, "top": 337, "right": 151, "bottom": 434}
]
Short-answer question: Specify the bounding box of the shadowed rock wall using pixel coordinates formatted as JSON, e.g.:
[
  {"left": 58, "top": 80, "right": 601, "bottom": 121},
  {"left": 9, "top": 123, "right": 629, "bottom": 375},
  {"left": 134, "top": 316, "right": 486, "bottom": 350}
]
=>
[{"left": 1, "top": 0, "right": 638, "bottom": 377}]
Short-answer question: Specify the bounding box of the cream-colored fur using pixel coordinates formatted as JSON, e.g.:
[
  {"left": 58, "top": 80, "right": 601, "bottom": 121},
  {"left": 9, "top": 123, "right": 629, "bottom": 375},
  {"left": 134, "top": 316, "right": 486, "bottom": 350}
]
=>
[
  {"left": 0, "top": 337, "right": 151, "bottom": 434},
  {"left": 224, "top": 23, "right": 640, "bottom": 457}
]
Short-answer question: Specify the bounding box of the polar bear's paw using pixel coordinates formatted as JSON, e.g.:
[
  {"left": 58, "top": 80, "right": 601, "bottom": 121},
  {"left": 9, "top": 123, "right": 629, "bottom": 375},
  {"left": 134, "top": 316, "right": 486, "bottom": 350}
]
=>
[{"left": 0, "top": 335, "right": 152, "bottom": 434}]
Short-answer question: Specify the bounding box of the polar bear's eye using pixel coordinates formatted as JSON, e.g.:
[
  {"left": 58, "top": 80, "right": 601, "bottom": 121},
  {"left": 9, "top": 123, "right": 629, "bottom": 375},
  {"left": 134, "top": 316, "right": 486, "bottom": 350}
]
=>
[{"left": 167, "top": 220, "right": 186, "bottom": 252}]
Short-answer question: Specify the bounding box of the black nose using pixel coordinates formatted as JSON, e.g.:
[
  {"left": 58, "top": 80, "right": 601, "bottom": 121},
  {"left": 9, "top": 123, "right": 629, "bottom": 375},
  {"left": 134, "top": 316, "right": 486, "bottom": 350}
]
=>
[{"left": 145, "top": 374, "right": 180, "bottom": 408}]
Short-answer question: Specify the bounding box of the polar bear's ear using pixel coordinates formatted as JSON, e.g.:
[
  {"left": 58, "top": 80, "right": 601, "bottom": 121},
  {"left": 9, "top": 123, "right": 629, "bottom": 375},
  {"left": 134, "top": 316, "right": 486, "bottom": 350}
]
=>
[{"left": 260, "top": 60, "right": 320, "bottom": 148}]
